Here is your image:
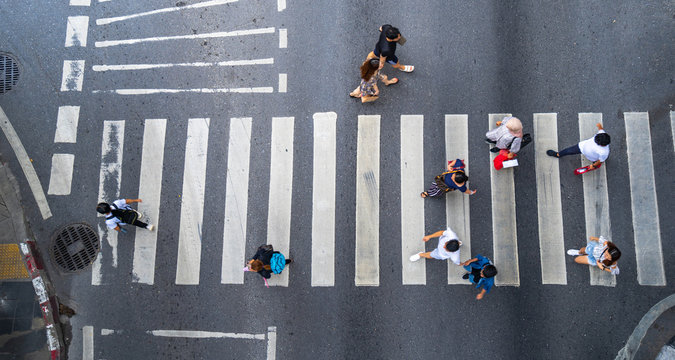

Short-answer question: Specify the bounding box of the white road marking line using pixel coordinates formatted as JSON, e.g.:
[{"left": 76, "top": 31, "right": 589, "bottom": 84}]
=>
[
  {"left": 445, "top": 115, "right": 471, "bottom": 284},
  {"left": 148, "top": 330, "right": 265, "bottom": 340},
  {"left": 579, "top": 113, "right": 615, "bottom": 287},
  {"left": 355, "top": 115, "right": 380, "bottom": 286},
  {"left": 277, "top": 0, "right": 286, "bottom": 11},
  {"left": 267, "top": 327, "right": 277, "bottom": 360},
  {"left": 311, "top": 112, "right": 336, "bottom": 287},
  {"left": 47, "top": 154, "right": 75, "bottom": 195},
  {"left": 100, "top": 329, "right": 116, "bottom": 335},
  {"left": 489, "top": 113, "right": 520, "bottom": 286},
  {"left": 175, "top": 118, "right": 210, "bottom": 285},
  {"left": 221, "top": 118, "right": 252, "bottom": 284},
  {"left": 132, "top": 119, "right": 166, "bottom": 285},
  {"left": 92, "top": 58, "right": 274, "bottom": 71},
  {"left": 83, "top": 326, "right": 94, "bottom": 360},
  {"left": 70, "top": 0, "right": 91, "bottom": 6},
  {"left": 671, "top": 111, "right": 675, "bottom": 152},
  {"left": 0, "top": 106, "right": 52, "bottom": 219},
  {"left": 95, "top": 27, "right": 275, "bottom": 47},
  {"left": 533, "top": 113, "right": 567, "bottom": 285},
  {"left": 93, "top": 120, "right": 125, "bottom": 285},
  {"left": 96, "top": 0, "right": 238, "bottom": 25},
  {"left": 266, "top": 117, "right": 294, "bottom": 287},
  {"left": 278, "top": 73, "right": 287, "bottom": 93},
  {"left": 279, "top": 28, "right": 287, "bottom": 48},
  {"left": 60, "top": 60, "right": 85, "bottom": 91},
  {"left": 624, "top": 112, "right": 665, "bottom": 286},
  {"left": 92, "top": 87, "right": 274, "bottom": 95},
  {"left": 400, "top": 115, "right": 425, "bottom": 285},
  {"left": 65, "top": 16, "right": 89, "bottom": 47},
  {"left": 54, "top": 106, "right": 80, "bottom": 143}
]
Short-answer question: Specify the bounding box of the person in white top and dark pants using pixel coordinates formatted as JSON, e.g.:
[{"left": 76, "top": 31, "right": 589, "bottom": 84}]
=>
[{"left": 546, "top": 122, "right": 610, "bottom": 170}]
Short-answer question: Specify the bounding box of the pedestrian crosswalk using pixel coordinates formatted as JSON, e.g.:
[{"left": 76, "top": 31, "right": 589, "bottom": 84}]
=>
[{"left": 85, "top": 112, "right": 671, "bottom": 288}]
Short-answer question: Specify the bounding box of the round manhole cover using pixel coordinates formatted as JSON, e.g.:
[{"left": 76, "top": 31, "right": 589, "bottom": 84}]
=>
[
  {"left": 51, "top": 223, "right": 100, "bottom": 273},
  {"left": 0, "top": 53, "right": 20, "bottom": 94}
]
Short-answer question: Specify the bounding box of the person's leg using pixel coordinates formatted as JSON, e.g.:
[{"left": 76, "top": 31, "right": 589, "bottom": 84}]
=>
[
  {"left": 419, "top": 252, "right": 432, "bottom": 259},
  {"left": 557, "top": 144, "right": 581, "bottom": 157},
  {"left": 350, "top": 86, "right": 361, "bottom": 97},
  {"left": 574, "top": 255, "right": 593, "bottom": 265},
  {"left": 132, "top": 219, "right": 148, "bottom": 228},
  {"left": 285, "top": 259, "right": 293, "bottom": 264}
]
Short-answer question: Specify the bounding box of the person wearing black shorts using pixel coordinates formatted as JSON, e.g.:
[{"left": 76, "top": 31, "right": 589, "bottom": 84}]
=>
[{"left": 367, "top": 25, "right": 414, "bottom": 72}]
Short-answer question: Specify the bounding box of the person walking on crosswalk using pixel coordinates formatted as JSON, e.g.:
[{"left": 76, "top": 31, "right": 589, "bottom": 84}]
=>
[
  {"left": 566, "top": 236, "right": 621, "bottom": 275},
  {"left": 408, "top": 227, "right": 462, "bottom": 264},
  {"left": 546, "top": 122, "right": 610, "bottom": 171},
  {"left": 421, "top": 159, "right": 476, "bottom": 198},
  {"left": 245, "top": 244, "right": 292, "bottom": 283},
  {"left": 366, "top": 25, "right": 414, "bottom": 73},
  {"left": 461, "top": 254, "right": 497, "bottom": 300},
  {"left": 485, "top": 116, "right": 530, "bottom": 154},
  {"left": 96, "top": 198, "right": 155, "bottom": 233},
  {"left": 349, "top": 59, "right": 399, "bottom": 103}
]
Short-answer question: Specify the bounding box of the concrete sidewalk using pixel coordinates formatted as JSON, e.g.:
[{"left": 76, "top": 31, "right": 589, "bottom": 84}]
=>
[{"left": 0, "top": 162, "right": 50, "bottom": 359}]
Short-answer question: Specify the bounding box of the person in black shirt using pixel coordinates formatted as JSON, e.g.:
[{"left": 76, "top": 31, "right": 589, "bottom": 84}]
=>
[{"left": 367, "top": 25, "right": 414, "bottom": 72}]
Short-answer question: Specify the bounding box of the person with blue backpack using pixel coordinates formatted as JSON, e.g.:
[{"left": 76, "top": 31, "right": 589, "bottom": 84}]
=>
[{"left": 246, "top": 244, "right": 292, "bottom": 281}]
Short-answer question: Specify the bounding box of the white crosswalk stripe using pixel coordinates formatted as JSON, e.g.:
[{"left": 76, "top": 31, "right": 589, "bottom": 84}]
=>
[{"left": 88, "top": 112, "right": 670, "bottom": 288}]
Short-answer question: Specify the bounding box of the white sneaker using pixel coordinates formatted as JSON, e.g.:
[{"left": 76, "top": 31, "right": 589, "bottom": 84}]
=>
[
  {"left": 409, "top": 253, "right": 421, "bottom": 262},
  {"left": 566, "top": 249, "right": 580, "bottom": 256},
  {"left": 135, "top": 210, "right": 143, "bottom": 219},
  {"left": 147, "top": 224, "right": 155, "bottom": 231}
]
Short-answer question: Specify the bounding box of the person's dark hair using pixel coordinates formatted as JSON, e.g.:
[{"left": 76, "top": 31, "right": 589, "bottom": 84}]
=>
[
  {"left": 453, "top": 171, "right": 468, "bottom": 184},
  {"left": 96, "top": 202, "right": 111, "bottom": 214},
  {"left": 445, "top": 240, "right": 460, "bottom": 252},
  {"left": 360, "top": 59, "right": 378, "bottom": 81},
  {"left": 482, "top": 265, "right": 498, "bottom": 278},
  {"left": 602, "top": 242, "right": 621, "bottom": 266},
  {"left": 250, "top": 260, "right": 263, "bottom": 272},
  {"left": 595, "top": 133, "right": 611, "bottom": 146},
  {"left": 385, "top": 26, "right": 400, "bottom": 40}
]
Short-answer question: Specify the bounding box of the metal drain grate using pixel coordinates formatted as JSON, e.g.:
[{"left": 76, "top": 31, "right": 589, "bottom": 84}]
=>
[
  {"left": 0, "top": 53, "right": 20, "bottom": 94},
  {"left": 51, "top": 223, "right": 100, "bottom": 273}
]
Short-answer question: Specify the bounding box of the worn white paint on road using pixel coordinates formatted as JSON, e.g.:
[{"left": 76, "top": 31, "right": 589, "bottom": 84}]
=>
[
  {"left": 221, "top": 118, "right": 252, "bottom": 284},
  {"left": 175, "top": 118, "right": 210, "bottom": 285},
  {"left": 533, "top": 113, "right": 567, "bottom": 285},
  {"left": 132, "top": 119, "right": 166, "bottom": 285},
  {"left": 267, "top": 326, "right": 277, "bottom": 360},
  {"left": 277, "top": 0, "right": 286, "bottom": 11},
  {"left": 488, "top": 113, "right": 520, "bottom": 286},
  {"left": 148, "top": 330, "right": 265, "bottom": 340},
  {"left": 65, "top": 16, "right": 89, "bottom": 47},
  {"left": 355, "top": 115, "right": 380, "bottom": 286},
  {"left": 278, "top": 73, "right": 287, "bottom": 93},
  {"left": 0, "top": 106, "right": 52, "bottom": 219},
  {"left": 82, "top": 326, "right": 94, "bottom": 360},
  {"left": 279, "top": 28, "right": 287, "bottom": 48},
  {"left": 445, "top": 114, "right": 471, "bottom": 284},
  {"left": 95, "top": 27, "right": 275, "bottom": 47},
  {"left": 311, "top": 112, "right": 336, "bottom": 287},
  {"left": 93, "top": 120, "right": 125, "bottom": 285},
  {"left": 92, "top": 58, "right": 274, "bottom": 71},
  {"left": 671, "top": 111, "right": 675, "bottom": 152},
  {"left": 624, "top": 112, "right": 665, "bottom": 286},
  {"left": 47, "top": 154, "right": 75, "bottom": 195},
  {"left": 70, "top": 0, "right": 91, "bottom": 6},
  {"left": 54, "top": 106, "right": 80, "bottom": 143},
  {"left": 92, "top": 87, "right": 274, "bottom": 95},
  {"left": 579, "top": 113, "right": 615, "bottom": 287},
  {"left": 266, "top": 117, "right": 294, "bottom": 287},
  {"left": 96, "top": 0, "right": 238, "bottom": 25},
  {"left": 400, "top": 115, "right": 425, "bottom": 285},
  {"left": 61, "top": 60, "right": 85, "bottom": 91}
]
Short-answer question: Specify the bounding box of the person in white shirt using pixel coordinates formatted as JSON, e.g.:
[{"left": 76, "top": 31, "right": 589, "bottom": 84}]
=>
[
  {"left": 546, "top": 122, "right": 610, "bottom": 170},
  {"left": 96, "top": 198, "right": 155, "bottom": 233},
  {"left": 409, "top": 227, "right": 462, "bottom": 265}
]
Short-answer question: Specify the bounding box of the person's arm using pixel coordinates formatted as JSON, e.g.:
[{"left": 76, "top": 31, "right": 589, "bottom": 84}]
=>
[
  {"left": 447, "top": 159, "right": 465, "bottom": 171},
  {"left": 125, "top": 198, "right": 142, "bottom": 204},
  {"left": 462, "top": 258, "right": 478, "bottom": 267},
  {"left": 588, "top": 160, "right": 602, "bottom": 169},
  {"left": 589, "top": 236, "right": 600, "bottom": 241},
  {"left": 596, "top": 123, "right": 603, "bottom": 131},
  {"left": 378, "top": 56, "right": 386, "bottom": 70},
  {"left": 373, "top": 83, "right": 379, "bottom": 96},
  {"left": 476, "top": 288, "right": 487, "bottom": 300},
  {"left": 596, "top": 260, "right": 613, "bottom": 273},
  {"left": 422, "top": 230, "right": 445, "bottom": 242},
  {"left": 462, "top": 187, "right": 477, "bottom": 195}
]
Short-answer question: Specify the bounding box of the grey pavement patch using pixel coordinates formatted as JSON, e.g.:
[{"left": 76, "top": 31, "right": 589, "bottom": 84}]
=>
[{"left": 616, "top": 293, "right": 675, "bottom": 360}]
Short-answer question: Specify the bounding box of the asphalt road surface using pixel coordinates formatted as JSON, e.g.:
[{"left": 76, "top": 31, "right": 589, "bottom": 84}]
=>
[{"left": 0, "top": 1, "right": 673, "bottom": 359}]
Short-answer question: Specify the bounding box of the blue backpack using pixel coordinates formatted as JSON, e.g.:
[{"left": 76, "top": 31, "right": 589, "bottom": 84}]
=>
[{"left": 270, "top": 253, "right": 286, "bottom": 274}]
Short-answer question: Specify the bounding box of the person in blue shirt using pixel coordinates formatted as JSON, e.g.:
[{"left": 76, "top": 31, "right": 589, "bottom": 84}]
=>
[{"left": 461, "top": 254, "right": 498, "bottom": 300}]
